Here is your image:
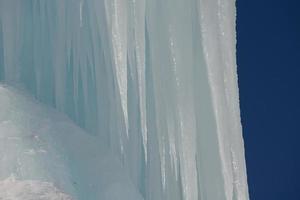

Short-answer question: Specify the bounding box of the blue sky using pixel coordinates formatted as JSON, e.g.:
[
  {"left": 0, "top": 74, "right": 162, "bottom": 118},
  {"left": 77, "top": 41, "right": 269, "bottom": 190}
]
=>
[{"left": 237, "top": 0, "right": 300, "bottom": 199}]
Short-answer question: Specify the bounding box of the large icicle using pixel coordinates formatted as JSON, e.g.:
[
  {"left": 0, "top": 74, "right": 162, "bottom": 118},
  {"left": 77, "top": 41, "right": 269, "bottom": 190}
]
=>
[
  {"left": 198, "top": 0, "right": 249, "bottom": 199},
  {"left": 105, "top": 0, "right": 129, "bottom": 137}
]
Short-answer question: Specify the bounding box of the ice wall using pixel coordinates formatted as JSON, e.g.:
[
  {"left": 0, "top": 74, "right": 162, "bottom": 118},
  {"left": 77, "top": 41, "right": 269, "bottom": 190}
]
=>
[{"left": 0, "top": 0, "right": 249, "bottom": 200}]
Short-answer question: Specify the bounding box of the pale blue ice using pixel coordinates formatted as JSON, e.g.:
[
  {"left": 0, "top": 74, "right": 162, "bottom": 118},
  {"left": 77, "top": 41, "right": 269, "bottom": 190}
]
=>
[{"left": 0, "top": 0, "right": 249, "bottom": 199}]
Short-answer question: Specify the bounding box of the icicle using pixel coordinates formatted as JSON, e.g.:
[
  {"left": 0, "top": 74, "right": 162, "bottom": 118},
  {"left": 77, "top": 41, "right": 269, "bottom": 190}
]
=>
[{"left": 110, "top": 0, "right": 129, "bottom": 137}]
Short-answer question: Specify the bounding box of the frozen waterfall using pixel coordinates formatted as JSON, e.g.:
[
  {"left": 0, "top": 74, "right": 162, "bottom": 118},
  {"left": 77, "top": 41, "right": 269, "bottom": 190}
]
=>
[{"left": 0, "top": 0, "right": 249, "bottom": 200}]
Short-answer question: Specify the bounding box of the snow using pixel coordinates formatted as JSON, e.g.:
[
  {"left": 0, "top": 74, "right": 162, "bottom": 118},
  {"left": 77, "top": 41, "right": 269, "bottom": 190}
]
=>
[{"left": 0, "top": 0, "right": 249, "bottom": 199}]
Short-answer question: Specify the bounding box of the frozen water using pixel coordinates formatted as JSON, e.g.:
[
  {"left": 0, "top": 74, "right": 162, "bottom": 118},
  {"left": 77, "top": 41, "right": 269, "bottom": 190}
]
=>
[
  {"left": 0, "top": 85, "right": 143, "bottom": 200},
  {"left": 0, "top": 176, "right": 73, "bottom": 200},
  {"left": 0, "top": 0, "right": 249, "bottom": 199}
]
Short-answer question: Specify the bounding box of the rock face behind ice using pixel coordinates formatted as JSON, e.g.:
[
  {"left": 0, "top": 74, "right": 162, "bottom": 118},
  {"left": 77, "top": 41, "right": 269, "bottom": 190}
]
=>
[{"left": 0, "top": 85, "right": 143, "bottom": 200}]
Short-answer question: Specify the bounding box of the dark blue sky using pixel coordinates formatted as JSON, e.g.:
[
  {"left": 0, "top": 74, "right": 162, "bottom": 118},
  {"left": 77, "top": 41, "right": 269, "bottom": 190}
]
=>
[{"left": 237, "top": 0, "right": 300, "bottom": 199}]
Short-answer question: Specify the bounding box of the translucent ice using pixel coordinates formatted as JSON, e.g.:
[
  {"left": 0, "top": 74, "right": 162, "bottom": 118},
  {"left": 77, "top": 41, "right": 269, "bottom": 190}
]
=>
[
  {"left": 0, "top": 85, "right": 143, "bottom": 200},
  {"left": 0, "top": 176, "right": 73, "bottom": 200},
  {"left": 0, "top": 0, "right": 249, "bottom": 199}
]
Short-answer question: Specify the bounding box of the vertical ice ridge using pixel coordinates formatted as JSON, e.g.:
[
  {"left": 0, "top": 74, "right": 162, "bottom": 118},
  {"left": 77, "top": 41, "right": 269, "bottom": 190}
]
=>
[
  {"left": 0, "top": 19, "right": 4, "bottom": 81},
  {"left": 80, "top": 0, "right": 84, "bottom": 27},
  {"left": 132, "top": 0, "right": 148, "bottom": 164},
  {"left": 110, "top": 0, "right": 129, "bottom": 137},
  {"left": 199, "top": 1, "right": 235, "bottom": 199},
  {"left": 198, "top": 0, "right": 249, "bottom": 199}
]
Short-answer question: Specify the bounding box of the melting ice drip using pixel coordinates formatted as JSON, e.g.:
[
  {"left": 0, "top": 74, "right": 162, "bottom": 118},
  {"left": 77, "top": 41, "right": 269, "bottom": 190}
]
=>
[{"left": 0, "top": 0, "right": 249, "bottom": 200}]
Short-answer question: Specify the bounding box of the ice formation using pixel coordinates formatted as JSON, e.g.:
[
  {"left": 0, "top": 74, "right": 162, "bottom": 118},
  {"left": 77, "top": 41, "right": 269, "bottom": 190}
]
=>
[
  {"left": 0, "top": 85, "right": 144, "bottom": 200},
  {"left": 0, "top": 0, "right": 249, "bottom": 200},
  {"left": 0, "top": 176, "right": 73, "bottom": 200}
]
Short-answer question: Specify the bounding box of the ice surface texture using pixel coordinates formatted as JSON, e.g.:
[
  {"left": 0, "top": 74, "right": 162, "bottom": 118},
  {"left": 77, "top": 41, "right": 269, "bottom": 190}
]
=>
[
  {"left": 0, "top": 176, "right": 73, "bottom": 200},
  {"left": 0, "top": 85, "right": 144, "bottom": 200},
  {"left": 0, "top": 0, "right": 249, "bottom": 200}
]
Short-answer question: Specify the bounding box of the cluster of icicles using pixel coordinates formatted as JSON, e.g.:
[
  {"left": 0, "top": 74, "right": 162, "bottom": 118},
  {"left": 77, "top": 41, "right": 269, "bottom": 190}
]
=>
[{"left": 0, "top": 0, "right": 249, "bottom": 199}]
